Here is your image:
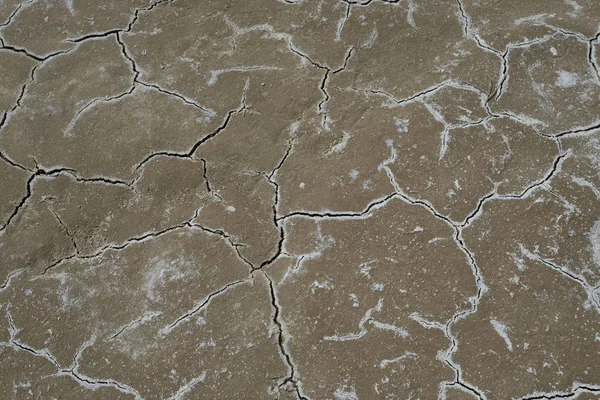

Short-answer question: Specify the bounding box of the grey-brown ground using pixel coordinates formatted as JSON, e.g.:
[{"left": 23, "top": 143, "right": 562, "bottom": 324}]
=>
[{"left": 1, "top": 0, "right": 600, "bottom": 399}]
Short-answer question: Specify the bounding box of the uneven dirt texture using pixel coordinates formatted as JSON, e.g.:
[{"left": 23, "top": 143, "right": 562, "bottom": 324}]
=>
[{"left": 1, "top": 0, "right": 600, "bottom": 399}]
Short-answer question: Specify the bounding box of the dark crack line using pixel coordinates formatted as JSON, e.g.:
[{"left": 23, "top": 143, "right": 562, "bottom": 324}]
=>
[
  {"left": 256, "top": 142, "right": 295, "bottom": 270},
  {"left": 490, "top": 36, "right": 560, "bottom": 103},
  {"left": 134, "top": 106, "right": 239, "bottom": 171},
  {"left": 0, "top": 168, "right": 44, "bottom": 233},
  {"left": 455, "top": 0, "right": 512, "bottom": 105},
  {"left": 41, "top": 254, "right": 77, "bottom": 275},
  {"left": 264, "top": 273, "right": 309, "bottom": 400},
  {"left": 69, "top": 174, "right": 131, "bottom": 187},
  {"left": 0, "top": 3, "right": 587, "bottom": 399},
  {"left": 278, "top": 192, "right": 397, "bottom": 222},
  {"left": 268, "top": 144, "right": 293, "bottom": 182},
  {"left": 455, "top": 0, "right": 470, "bottom": 37},
  {"left": 136, "top": 80, "right": 214, "bottom": 116},
  {"left": 162, "top": 280, "right": 246, "bottom": 334},
  {"left": 133, "top": 81, "right": 248, "bottom": 172},
  {"left": 64, "top": 85, "right": 137, "bottom": 135},
  {"left": 198, "top": 158, "right": 226, "bottom": 200},
  {"left": 0, "top": 151, "right": 31, "bottom": 172},
  {"left": 339, "top": 80, "right": 492, "bottom": 111},
  {"left": 116, "top": 32, "right": 139, "bottom": 81},
  {"left": 443, "top": 230, "right": 486, "bottom": 399},
  {"left": 106, "top": 312, "right": 160, "bottom": 341},
  {"left": 489, "top": 34, "right": 557, "bottom": 102},
  {"left": 491, "top": 49, "right": 509, "bottom": 101},
  {"left": 42, "top": 222, "right": 189, "bottom": 275},
  {"left": 317, "top": 69, "right": 330, "bottom": 124},
  {"left": 457, "top": 151, "right": 568, "bottom": 231},
  {"left": 63, "top": 370, "right": 143, "bottom": 400},
  {"left": 66, "top": 29, "right": 123, "bottom": 43},
  {"left": 499, "top": 152, "right": 568, "bottom": 199},
  {"left": 189, "top": 223, "right": 255, "bottom": 270},
  {"left": 57, "top": 0, "right": 172, "bottom": 44},
  {"left": 371, "top": 80, "right": 448, "bottom": 106},
  {"left": 284, "top": 39, "right": 353, "bottom": 129},
  {"left": 287, "top": 43, "right": 328, "bottom": 70},
  {"left": 231, "top": 243, "right": 255, "bottom": 270},
  {"left": 0, "top": 1, "right": 46, "bottom": 61},
  {"left": 396, "top": 83, "right": 445, "bottom": 104},
  {"left": 200, "top": 158, "right": 216, "bottom": 195},
  {"left": 0, "top": 62, "right": 39, "bottom": 134},
  {"left": 445, "top": 382, "right": 484, "bottom": 399},
  {"left": 40, "top": 217, "right": 202, "bottom": 275},
  {"left": 257, "top": 208, "right": 285, "bottom": 270},
  {"left": 521, "top": 247, "right": 600, "bottom": 312},
  {"left": 126, "top": 0, "right": 173, "bottom": 32},
  {"left": 0, "top": 269, "right": 23, "bottom": 292},
  {"left": 1, "top": 46, "right": 81, "bottom": 139},
  {"left": 70, "top": 371, "right": 127, "bottom": 391},
  {"left": 40, "top": 207, "right": 252, "bottom": 277},
  {"left": 1, "top": 163, "right": 136, "bottom": 234},
  {"left": 340, "top": 0, "right": 401, "bottom": 6},
  {"left": 10, "top": 341, "right": 59, "bottom": 367},
  {"left": 530, "top": 254, "right": 587, "bottom": 287},
  {"left": 520, "top": 385, "right": 600, "bottom": 400},
  {"left": 334, "top": 47, "right": 355, "bottom": 74},
  {"left": 395, "top": 178, "right": 487, "bottom": 398},
  {"left": 590, "top": 31, "right": 600, "bottom": 81},
  {"left": 455, "top": 0, "right": 501, "bottom": 55},
  {"left": 543, "top": 25, "right": 588, "bottom": 42},
  {"left": 6, "top": 309, "right": 61, "bottom": 368},
  {"left": 317, "top": 47, "right": 354, "bottom": 129},
  {"left": 459, "top": 189, "right": 496, "bottom": 228},
  {"left": 337, "top": 2, "right": 351, "bottom": 41},
  {"left": 552, "top": 121, "right": 600, "bottom": 138},
  {"left": 51, "top": 209, "right": 79, "bottom": 255},
  {"left": 12, "top": 72, "right": 29, "bottom": 106},
  {"left": 0, "top": 43, "right": 43, "bottom": 61},
  {"left": 40, "top": 205, "right": 257, "bottom": 277},
  {"left": 0, "top": 3, "right": 23, "bottom": 28},
  {"left": 0, "top": 42, "right": 71, "bottom": 62}
]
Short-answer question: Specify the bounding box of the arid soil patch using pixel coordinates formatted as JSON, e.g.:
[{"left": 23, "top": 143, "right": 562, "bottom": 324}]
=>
[{"left": 1, "top": 1, "right": 600, "bottom": 399}]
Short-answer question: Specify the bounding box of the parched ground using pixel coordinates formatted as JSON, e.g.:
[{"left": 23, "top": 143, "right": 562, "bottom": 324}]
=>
[{"left": 1, "top": 0, "right": 600, "bottom": 399}]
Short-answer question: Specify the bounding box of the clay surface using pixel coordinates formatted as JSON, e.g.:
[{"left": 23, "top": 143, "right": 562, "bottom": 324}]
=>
[{"left": 1, "top": 0, "right": 600, "bottom": 399}]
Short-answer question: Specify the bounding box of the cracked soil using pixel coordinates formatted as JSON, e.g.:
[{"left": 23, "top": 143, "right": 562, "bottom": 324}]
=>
[{"left": 1, "top": 0, "right": 600, "bottom": 399}]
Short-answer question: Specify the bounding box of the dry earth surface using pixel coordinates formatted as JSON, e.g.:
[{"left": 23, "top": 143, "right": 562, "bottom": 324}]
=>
[{"left": 1, "top": 0, "right": 600, "bottom": 399}]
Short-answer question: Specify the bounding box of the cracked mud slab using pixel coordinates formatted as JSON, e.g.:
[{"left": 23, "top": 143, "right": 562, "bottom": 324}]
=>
[{"left": 1, "top": 1, "right": 600, "bottom": 399}]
